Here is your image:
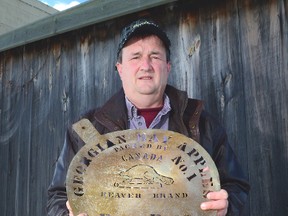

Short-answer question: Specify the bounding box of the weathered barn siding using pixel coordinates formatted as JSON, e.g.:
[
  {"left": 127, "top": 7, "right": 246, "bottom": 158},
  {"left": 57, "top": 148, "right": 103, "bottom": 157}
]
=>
[{"left": 0, "top": 0, "right": 287, "bottom": 215}]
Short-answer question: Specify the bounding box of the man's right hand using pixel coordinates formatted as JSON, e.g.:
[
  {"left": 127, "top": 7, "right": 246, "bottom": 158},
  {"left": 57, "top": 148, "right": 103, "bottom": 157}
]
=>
[{"left": 66, "top": 201, "right": 88, "bottom": 216}]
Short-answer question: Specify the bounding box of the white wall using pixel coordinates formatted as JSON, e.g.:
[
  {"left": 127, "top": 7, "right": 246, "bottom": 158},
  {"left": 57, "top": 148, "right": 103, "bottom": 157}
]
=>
[{"left": 0, "top": 0, "right": 58, "bottom": 35}]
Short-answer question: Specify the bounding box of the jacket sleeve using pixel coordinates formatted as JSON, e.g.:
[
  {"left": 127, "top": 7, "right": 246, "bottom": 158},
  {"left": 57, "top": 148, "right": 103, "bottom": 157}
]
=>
[
  {"left": 47, "top": 131, "right": 76, "bottom": 216},
  {"left": 199, "top": 112, "right": 250, "bottom": 216},
  {"left": 214, "top": 133, "right": 250, "bottom": 216},
  {"left": 214, "top": 131, "right": 250, "bottom": 216}
]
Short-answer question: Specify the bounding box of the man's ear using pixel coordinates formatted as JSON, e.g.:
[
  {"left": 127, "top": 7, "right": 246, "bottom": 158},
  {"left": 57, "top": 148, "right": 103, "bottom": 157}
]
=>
[
  {"left": 116, "top": 62, "right": 123, "bottom": 80},
  {"left": 167, "top": 62, "right": 171, "bottom": 74},
  {"left": 116, "top": 62, "right": 122, "bottom": 75}
]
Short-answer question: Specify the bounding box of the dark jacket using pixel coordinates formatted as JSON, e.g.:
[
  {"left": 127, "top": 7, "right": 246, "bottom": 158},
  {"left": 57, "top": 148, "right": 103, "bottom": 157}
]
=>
[{"left": 47, "top": 85, "right": 250, "bottom": 215}]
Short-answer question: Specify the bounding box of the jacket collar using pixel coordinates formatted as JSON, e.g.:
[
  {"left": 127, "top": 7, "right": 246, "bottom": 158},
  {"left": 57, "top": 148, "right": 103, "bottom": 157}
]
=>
[
  {"left": 163, "top": 85, "right": 204, "bottom": 141},
  {"left": 93, "top": 88, "right": 128, "bottom": 131},
  {"left": 165, "top": 85, "right": 190, "bottom": 135}
]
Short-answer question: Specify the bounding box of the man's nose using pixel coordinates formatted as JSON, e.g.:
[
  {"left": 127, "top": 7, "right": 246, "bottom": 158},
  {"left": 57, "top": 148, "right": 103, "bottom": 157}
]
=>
[{"left": 140, "top": 57, "right": 152, "bottom": 71}]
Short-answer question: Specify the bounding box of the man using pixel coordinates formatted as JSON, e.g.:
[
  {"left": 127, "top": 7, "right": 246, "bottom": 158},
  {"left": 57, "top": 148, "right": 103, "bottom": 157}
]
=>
[{"left": 47, "top": 19, "right": 249, "bottom": 216}]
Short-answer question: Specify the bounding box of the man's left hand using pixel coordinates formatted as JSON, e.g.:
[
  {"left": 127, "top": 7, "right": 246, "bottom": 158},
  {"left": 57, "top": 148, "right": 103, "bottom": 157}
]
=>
[{"left": 200, "top": 189, "right": 228, "bottom": 216}]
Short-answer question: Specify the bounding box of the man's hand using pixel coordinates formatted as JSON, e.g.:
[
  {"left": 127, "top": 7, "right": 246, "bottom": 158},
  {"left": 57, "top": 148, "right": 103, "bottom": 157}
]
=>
[
  {"left": 66, "top": 201, "right": 88, "bottom": 216},
  {"left": 200, "top": 189, "right": 229, "bottom": 216}
]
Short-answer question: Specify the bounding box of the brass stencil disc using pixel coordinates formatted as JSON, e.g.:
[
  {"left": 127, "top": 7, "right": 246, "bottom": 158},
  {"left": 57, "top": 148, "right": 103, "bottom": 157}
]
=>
[{"left": 66, "top": 119, "right": 220, "bottom": 216}]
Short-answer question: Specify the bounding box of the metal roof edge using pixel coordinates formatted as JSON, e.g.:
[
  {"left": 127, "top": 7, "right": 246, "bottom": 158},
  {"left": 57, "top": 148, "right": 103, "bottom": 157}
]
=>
[{"left": 0, "top": 0, "right": 176, "bottom": 52}]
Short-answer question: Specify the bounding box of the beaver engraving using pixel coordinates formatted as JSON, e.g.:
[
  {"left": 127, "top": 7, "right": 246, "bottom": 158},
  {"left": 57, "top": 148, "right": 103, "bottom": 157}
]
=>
[{"left": 119, "top": 164, "right": 174, "bottom": 188}]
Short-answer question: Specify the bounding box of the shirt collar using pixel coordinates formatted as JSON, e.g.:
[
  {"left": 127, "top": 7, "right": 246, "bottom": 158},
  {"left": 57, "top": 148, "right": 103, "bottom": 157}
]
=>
[{"left": 125, "top": 94, "right": 171, "bottom": 119}]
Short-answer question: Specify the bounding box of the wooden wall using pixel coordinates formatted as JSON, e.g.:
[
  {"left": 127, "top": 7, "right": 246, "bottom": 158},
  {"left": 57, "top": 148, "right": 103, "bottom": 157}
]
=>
[{"left": 0, "top": 0, "right": 287, "bottom": 215}]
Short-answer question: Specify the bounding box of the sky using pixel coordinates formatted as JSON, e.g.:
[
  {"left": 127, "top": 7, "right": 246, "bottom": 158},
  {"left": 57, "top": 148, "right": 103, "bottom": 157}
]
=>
[{"left": 39, "top": 0, "right": 89, "bottom": 11}]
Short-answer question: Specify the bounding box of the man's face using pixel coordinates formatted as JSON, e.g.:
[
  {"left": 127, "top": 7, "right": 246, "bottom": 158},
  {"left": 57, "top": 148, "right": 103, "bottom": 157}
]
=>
[{"left": 116, "top": 35, "right": 171, "bottom": 107}]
